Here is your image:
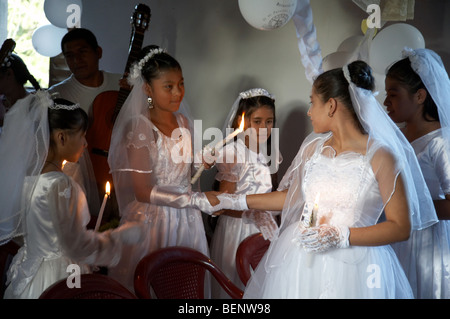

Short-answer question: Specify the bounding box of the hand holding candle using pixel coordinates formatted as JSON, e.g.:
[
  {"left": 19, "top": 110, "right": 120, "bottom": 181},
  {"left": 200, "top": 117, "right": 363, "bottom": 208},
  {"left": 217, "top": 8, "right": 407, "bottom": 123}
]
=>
[
  {"left": 191, "top": 113, "right": 245, "bottom": 184},
  {"left": 95, "top": 181, "right": 110, "bottom": 232}
]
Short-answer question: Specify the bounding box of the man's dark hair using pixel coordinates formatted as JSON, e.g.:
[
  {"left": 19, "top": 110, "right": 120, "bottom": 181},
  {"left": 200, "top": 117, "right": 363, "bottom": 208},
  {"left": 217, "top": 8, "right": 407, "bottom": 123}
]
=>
[{"left": 61, "top": 28, "right": 99, "bottom": 53}]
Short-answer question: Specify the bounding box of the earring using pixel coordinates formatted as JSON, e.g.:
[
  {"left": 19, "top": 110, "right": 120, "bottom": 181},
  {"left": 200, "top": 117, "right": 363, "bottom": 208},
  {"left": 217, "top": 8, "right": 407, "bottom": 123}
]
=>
[{"left": 147, "top": 97, "right": 154, "bottom": 109}]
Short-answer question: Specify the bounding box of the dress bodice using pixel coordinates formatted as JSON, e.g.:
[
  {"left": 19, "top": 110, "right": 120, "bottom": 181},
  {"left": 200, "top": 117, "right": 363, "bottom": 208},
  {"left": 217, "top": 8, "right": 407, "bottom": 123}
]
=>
[
  {"left": 215, "top": 139, "right": 276, "bottom": 195},
  {"left": 302, "top": 144, "right": 382, "bottom": 228}
]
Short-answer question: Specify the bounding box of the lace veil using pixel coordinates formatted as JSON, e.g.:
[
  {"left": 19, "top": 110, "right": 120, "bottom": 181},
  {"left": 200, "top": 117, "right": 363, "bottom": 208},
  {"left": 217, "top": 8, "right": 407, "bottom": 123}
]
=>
[{"left": 0, "top": 91, "right": 51, "bottom": 244}]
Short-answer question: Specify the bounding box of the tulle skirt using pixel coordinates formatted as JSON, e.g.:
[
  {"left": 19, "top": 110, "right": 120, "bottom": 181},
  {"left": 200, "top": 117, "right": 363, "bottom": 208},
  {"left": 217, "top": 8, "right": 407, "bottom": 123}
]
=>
[
  {"left": 210, "top": 215, "right": 259, "bottom": 299},
  {"left": 108, "top": 200, "right": 210, "bottom": 293},
  {"left": 391, "top": 220, "right": 450, "bottom": 299},
  {"left": 243, "top": 223, "right": 414, "bottom": 299}
]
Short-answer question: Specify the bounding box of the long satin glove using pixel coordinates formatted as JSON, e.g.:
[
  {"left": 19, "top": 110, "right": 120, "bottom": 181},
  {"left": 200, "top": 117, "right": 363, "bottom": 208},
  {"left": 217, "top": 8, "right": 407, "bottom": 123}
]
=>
[
  {"left": 242, "top": 210, "right": 279, "bottom": 241},
  {"left": 150, "top": 185, "right": 222, "bottom": 215},
  {"left": 216, "top": 193, "right": 249, "bottom": 211},
  {"left": 296, "top": 224, "right": 350, "bottom": 253}
]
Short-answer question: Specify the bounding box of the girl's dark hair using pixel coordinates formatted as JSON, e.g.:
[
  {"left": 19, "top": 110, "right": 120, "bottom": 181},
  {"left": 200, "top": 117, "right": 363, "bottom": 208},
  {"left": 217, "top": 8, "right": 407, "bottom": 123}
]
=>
[
  {"left": 138, "top": 45, "right": 182, "bottom": 83},
  {"left": 231, "top": 95, "right": 276, "bottom": 130},
  {"left": 0, "top": 54, "right": 40, "bottom": 90},
  {"left": 48, "top": 98, "right": 88, "bottom": 134},
  {"left": 386, "top": 58, "right": 439, "bottom": 122},
  {"left": 313, "top": 60, "right": 375, "bottom": 132}
]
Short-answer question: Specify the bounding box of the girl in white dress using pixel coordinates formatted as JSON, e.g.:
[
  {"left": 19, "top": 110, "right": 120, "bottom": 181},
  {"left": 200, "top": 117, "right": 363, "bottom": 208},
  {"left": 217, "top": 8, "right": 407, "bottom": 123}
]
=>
[
  {"left": 385, "top": 48, "right": 450, "bottom": 299},
  {"left": 0, "top": 92, "right": 142, "bottom": 299},
  {"left": 107, "top": 46, "right": 222, "bottom": 293},
  {"left": 209, "top": 88, "right": 281, "bottom": 298},
  {"left": 215, "top": 60, "right": 436, "bottom": 298}
]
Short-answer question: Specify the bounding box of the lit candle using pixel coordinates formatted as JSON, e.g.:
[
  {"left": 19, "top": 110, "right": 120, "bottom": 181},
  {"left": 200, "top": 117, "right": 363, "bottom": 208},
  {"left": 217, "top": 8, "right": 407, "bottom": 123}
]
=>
[
  {"left": 191, "top": 113, "right": 245, "bottom": 184},
  {"left": 305, "top": 192, "right": 320, "bottom": 268},
  {"left": 95, "top": 181, "right": 110, "bottom": 232}
]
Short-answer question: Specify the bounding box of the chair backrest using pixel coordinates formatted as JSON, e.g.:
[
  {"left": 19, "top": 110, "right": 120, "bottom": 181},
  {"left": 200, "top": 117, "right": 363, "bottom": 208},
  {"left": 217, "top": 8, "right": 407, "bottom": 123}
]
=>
[
  {"left": 235, "top": 233, "right": 270, "bottom": 286},
  {"left": 39, "top": 273, "right": 137, "bottom": 299},
  {"left": 134, "top": 246, "right": 243, "bottom": 299},
  {"left": 0, "top": 240, "right": 20, "bottom": 299}
]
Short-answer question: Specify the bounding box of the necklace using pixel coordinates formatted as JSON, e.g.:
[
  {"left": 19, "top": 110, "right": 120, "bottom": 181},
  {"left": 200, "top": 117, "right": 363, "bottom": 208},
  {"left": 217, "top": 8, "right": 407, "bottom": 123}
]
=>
[{"left": 45, "top": 160, "right": 62, "bottom": 171}]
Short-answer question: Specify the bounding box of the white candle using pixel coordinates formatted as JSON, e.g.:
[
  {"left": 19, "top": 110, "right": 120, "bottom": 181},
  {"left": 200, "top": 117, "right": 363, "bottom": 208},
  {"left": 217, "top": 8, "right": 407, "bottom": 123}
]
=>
[
  {"left": 191, "top": 113, "right": 245, "bottom": 184},
  {"left": 95, "top": 181, "right": 110, "bottom": 232},
  {"left": 306, "top": 193, "right": 320, "bottom": 268}
]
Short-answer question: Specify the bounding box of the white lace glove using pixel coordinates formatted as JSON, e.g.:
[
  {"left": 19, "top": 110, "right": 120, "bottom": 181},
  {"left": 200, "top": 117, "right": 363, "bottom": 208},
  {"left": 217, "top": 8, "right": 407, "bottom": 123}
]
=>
[
  {"left": 111, "top": 222, "right": 145, "bottom": 244},
  {"left": 150, "top": 185, "right": 222, "bottom": 215},
  {"left": 295, "top": 224, "right": 350, "bottom": 253},
  {"left": 242, "top": 210, "right": 278, "bottom": 241},
  {"left": 216, "top": 193, "right": 249, "bottom": 211}
]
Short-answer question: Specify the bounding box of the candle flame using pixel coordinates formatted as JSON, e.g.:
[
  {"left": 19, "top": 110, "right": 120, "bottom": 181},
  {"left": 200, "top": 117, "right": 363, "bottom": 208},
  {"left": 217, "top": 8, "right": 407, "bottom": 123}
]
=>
[
  {"left": 105, "top": 181, "right": 111, "bottom": 196},
  {"left": 314, "top": 192, "right": 320, "bottom": 206},
  {"left": 62, "top": 160, "right": 67, "bottom": 169},
  {"left": 238, "top": 112, "right": 245, "bottom": 132}
]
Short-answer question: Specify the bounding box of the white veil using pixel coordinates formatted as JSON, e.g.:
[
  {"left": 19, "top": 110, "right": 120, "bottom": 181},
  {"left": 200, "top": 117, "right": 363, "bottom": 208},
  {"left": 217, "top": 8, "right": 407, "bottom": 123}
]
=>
[
  {"left": 403, "top": 47, "right": 450, "bottom": 152},
  {"left": 0, "top": 91, "right": 50, "bottom": 245}
]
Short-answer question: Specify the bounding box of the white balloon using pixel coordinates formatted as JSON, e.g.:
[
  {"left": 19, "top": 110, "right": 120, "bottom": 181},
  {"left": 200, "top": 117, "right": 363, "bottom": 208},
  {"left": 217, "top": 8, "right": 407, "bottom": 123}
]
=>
[
  {"left": 238, "top": 0, "right": 297, "bottom": 31},
  {"left": 32, "top": 25, "right": 68, "bottom": 57},
  {"left": 44, "top": 0, "right": 83, "bottom": 28},
  {"left": 337, "top": 35, "right": 364, "bottom": 53},
  {"left": 322, "top": 52, "right": 352, "bottom": 72},
  {"left": 369, "top": 23, "right": 425, "bottom": 74}
]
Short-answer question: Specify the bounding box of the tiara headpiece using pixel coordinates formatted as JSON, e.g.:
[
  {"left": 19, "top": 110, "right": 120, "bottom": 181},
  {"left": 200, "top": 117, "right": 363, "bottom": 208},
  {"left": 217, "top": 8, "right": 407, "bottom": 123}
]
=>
[
  {"left": 128, "top": 48, "right": 166, "bottom": 83},
  {"left": 49, "top": 102, "right": 81, "bottom": 110},
  {"left": 239, "top": 88, "right": 274, "bottom": 100}
]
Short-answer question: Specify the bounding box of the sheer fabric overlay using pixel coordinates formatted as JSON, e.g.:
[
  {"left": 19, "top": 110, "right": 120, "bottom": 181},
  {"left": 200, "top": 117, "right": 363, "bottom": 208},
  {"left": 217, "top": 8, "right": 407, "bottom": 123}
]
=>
[{"left": 0, "top": 91, "right": 50, "bottom": 245}]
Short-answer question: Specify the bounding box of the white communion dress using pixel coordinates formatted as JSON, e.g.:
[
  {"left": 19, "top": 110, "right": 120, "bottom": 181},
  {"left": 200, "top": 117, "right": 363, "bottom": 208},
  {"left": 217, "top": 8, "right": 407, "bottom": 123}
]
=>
[
  {"left": 243, "top": 135, "right": 414, "bottom": 299},
  {"left": 392, "top": 128, "right": 450, "bottom": 299},
  {"left": 108, "top": 113, "right": 210, "bottom": 292},
  {"left": 210, "top": 139, "right": 279, "bottom": 298},
  {"left": 4, "top": 172, "right": 123, "bottom": 299}
]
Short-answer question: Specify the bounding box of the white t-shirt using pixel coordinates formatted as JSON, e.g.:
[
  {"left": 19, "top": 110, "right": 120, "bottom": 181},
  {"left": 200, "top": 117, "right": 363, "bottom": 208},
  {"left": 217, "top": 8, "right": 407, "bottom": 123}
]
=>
[{"left": 48, "top": 71, "right": 122, "bottom": 114}]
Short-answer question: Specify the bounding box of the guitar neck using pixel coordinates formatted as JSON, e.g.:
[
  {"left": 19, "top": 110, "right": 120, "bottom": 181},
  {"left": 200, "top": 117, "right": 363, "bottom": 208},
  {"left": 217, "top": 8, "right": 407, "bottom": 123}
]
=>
[{"left": 114, "top": 29, "right": 146, "bottom": 115}]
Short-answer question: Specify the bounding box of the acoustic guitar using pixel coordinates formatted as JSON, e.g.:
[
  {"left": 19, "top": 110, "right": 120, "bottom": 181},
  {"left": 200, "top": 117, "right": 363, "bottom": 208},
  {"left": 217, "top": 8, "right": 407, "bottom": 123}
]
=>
[
  {"left": 86, "top": 4, "right": 151, "bottom": 198},
  {"left": 0, "top": 39, "right": 16, "bottom": 69}
]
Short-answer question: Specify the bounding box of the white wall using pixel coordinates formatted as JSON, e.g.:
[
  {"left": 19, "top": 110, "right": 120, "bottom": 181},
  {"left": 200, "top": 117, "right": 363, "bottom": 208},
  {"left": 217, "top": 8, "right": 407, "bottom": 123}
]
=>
[{"left": 78, "top": 0, "right": 450, "bottom": 190}]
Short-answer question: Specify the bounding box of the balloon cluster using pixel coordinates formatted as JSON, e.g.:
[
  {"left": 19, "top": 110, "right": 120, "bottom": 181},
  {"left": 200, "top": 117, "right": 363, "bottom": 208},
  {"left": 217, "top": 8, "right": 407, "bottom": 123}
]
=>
[
  {"left": 323, "top": 22, "right": 424, "bottom": 104},
  {"left": 32, "top": 0, "right": 83, "bottom": 57}
]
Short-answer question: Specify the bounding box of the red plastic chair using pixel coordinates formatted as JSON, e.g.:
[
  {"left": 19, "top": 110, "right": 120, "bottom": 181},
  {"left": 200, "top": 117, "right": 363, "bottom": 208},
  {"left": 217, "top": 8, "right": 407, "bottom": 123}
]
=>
[
  {"left": 0, "top": 240, "right": 20, "bottom": 299},
  {"left": 39, "top": 273, "right": 137, "bottom": 299},
  {"left": 235, "top": 233, "right": 270, "bottom": 286},
  {"left": 134, "top": 246, "right": 243, "bottom": 299}
]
